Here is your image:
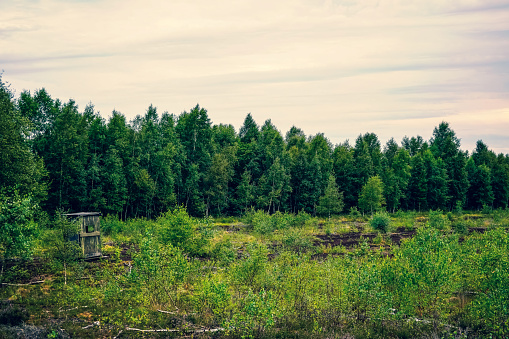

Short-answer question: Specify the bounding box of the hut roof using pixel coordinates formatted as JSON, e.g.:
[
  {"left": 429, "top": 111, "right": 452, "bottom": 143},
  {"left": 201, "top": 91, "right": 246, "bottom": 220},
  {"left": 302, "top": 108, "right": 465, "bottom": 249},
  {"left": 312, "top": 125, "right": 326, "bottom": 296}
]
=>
[{"left": 64, "top": 212, "right": 102, "bottom": 217}]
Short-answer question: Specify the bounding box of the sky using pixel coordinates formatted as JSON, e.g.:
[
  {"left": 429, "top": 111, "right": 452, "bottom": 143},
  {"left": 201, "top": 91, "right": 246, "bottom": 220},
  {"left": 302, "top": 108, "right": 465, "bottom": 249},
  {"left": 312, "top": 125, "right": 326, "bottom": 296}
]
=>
[{"left": 1, "top": 0, "right": 509, "bottom": 154}]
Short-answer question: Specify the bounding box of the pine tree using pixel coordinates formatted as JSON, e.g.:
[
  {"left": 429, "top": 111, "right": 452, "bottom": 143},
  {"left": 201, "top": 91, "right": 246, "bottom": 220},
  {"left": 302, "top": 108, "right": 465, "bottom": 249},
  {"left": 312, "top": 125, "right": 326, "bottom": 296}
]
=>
[
  {"left": 430, "top": 122, "right": 469, "bottom": 209},
  {"left": 317, "top": 174, "right": 344, "bottom": 218}
]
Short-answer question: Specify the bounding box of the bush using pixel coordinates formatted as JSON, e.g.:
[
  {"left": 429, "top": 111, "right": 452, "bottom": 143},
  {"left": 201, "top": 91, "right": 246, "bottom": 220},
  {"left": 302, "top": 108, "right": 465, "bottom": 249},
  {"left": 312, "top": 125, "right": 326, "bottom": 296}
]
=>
[
  {"left": 482, "top": 204, "right": 492, "bottom": 215},
  {"left": 0, "top": 302, "right": 29, "bottom": 326},
  {"left": 252, "top": 210, "right": 274, "bottom": 234},
  {"left": 157, "top": 206, "right": 212, "bottom": 255},
  {"left": 447, "top": 211, "right": 454, "bottom": 222},
  {"left": 369, "top": 212, "right": 391, "bottom": 233},
  {"left": 428, "top": 210, "right": 449, "bottom": 230},
  {"left": 250, "top": 210, "right": 292, "bottom": 234},
  {"left": 292, "top": 210, "right": 312, "bottom": 227},
  {"left": 194, "top": 278, "right": 231, "bottom": 325},
  {"left": 131, "top": 237, "right": 189, "bottom": 305},
  {"left": 349, "top": 206, "right": 361, "bottom": 219},
  {"left": 0, "top": 191, "right": 38, "bottom": 260},
  {"left": 452, "top": 220, "right": 468, "bottom": 235},
  {"left": 273, "top": 211, "right": 293, "bottom": 230},
  {"left": 454, "top": 200, "right": 464, "bottom": 215},
  {"left": 101, "top": 214, "right": 124, "bottom": 235},
  {"left": 281, "top": 228, "right": 314, "bottom": 253},
  {"left": 232, "top": 243, "right": 268, "bottom": 288},
  {"left": 42, "top": 212, "right": 82, "bottom": 270},
  {"left": 211, "top": 237, "right": 237, "bottom": 266}
]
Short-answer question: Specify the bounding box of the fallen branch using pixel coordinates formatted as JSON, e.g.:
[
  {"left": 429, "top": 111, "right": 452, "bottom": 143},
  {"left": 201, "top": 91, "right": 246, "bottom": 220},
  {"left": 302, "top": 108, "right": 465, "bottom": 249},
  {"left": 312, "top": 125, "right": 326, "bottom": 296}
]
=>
[
  {"left": 82, "top": 321, "right": 100, "bottom": 329},
  {"left": 126, "top": 327, "right": 178, "bottom": 333},
  {"left": 195, "top": 327, "right": 225, "bottom": 333},
  {"left": 157, "top": 309, "right": 177, "bottom": 315},
  {"left": 113, "top": 329, "right": 123, "bottom": 339},
  {"left": 125, "top": 326, "right": 224, "bottom": 334},
  {"left": 1, "top": 280, "right": 45, "bottom": 286},
  {"left": 59, "top": 305, "right": 88, "bottom": 312}
]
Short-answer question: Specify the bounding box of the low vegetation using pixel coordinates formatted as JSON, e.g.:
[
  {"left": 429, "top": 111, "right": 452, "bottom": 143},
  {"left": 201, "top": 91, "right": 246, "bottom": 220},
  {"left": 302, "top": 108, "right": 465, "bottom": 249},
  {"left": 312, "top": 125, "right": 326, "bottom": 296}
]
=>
[{"left": 1, "top": 208, "right": 509, "bottom": 338}]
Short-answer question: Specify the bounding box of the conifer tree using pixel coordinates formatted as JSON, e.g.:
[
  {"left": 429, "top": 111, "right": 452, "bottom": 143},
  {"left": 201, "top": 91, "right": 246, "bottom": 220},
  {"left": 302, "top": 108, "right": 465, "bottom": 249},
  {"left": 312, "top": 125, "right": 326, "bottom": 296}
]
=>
[{"left": 317, "top": 174, "right": 344, "bottom": 218}]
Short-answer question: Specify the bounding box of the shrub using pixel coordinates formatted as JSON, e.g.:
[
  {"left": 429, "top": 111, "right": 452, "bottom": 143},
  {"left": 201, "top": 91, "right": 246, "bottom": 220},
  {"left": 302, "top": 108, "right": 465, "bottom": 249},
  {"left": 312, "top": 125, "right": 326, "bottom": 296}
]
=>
[
  {"left": 428, "top": 210, "right": 449, "bottom": 230},
  {"left": 211, "top": 237, "right": 237, "bottom": 266},
  {"left": 42, "top": 212, "right": 82, "bottom": 275},
  {"left": 131, "top": 236, "right": 189, "bottom": 305},
  {"left": 157, "top": 206, "right": 212, "bottom": 255},
  {"left": 369, "top": 212, "right": 391, "bottom": 233},
  {"left": 349, "top": 206, "right": 361, "bottom": 219},
  {"left": 454, "top": 200, "right": 464, "bottom": 215},
  {"left": 292, "top": 210, "right": 312, "bottom": 227},
  {"left": 224, "top": 288, "right": 279, "bottom": 337},
  {"left": 0, "top": 302, "right": 29, "bottom": 326},
  {"left": 252, "top": 210, "right": 274, "bottom": 234},
  {"left": 482, "top": 204, "right": 492, "bottom": 215},
  {"left": 281, "top": 228, "right": 314, "bottom": 253},
  {"left": 452, "top": 220, "right": 468, "bottom": 235},
  {"left": 194, "top": 278, "right": 231, "bottom": 324},
  {"left": 232, "top": 243, "right": 268, "bottom": 288},
  {"left": 270, "top": 211, "right": 294, "bottom": 230},
  {"left": 101, "top": 214, "right": 124, "bottom": 235},
  {"left": 0, "top": 191, "right": 38, "bottom": 260},
  {"left": 447, "top": 211, "right": 454, "bottom": 222}
]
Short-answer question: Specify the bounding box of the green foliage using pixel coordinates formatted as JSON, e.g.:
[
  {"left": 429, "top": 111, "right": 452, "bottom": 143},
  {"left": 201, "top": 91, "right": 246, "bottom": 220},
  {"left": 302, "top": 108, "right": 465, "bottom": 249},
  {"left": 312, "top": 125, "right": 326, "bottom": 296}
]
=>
[
  {"left": 358, "top": 175, "right": 385, "bottom": 215},
  {"left": 232, "top": 242, "right": 268, "bottom": 288},
  {"left": 482, "top": 203, "right": 492, "bottom": 215},
  {"left": 42, "top": 212, "right": 82, "bottom": 268},
  {"left": 281, "top": 228, "right": 314, "bottom": 252},
  {"left": 195, "top": 278, "right": 231, "bottom": 324},
  {"left": 387, "top": 227, "right": 460, "bottom": 321},
  {"left": 349, "top": 206, "right": 361, "bottom": 218},
  {"left": 0, "top": 78, "right": 47, "bottom": 204},
  {"left": 0, "top": 191, "right": 38, "bottom": 260},
  {"left": 427, "top": 209, "right": 450, "bottom": 230},
  {"left": 452, "top": 219, "right": 469, "bottom": 235},
  {"left": 369, "top": 212, "right": 391, "bottom": 233},
  {"left": 224, "top": 289, "right": 279, "bottom": 338},
  {"left": 316, "top": 174, "right": 344, "bottom": 218},
  {"left": 156, "top": 206, "right": 212, "bottom": 255},
  {"left": 102, "top": 244, "right": 121, "bottom": 262},
  {"left": 131, "top": 236, "right": 189, "bottom": 306},
  {"left": 211, "top": 237, "right": 237, "bottom": 266},
  {"left": 462, "top": 229, "right": 509, "bottom": 335},
  {"left": 100, "top": 214, "right": 124, "bottom": 236},
  {"left": 250, "top": 210, "right": 293, "bottom": 235},
  {"left": 292, "top": 209, "right": 313, "bottom": 227}
]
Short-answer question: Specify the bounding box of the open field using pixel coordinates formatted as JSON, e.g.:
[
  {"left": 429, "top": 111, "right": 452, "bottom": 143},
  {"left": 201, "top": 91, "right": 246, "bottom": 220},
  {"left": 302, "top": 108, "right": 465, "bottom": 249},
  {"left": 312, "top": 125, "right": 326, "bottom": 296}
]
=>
[{"left": 1, "top": 209, "right": 509, "bottom": 338}]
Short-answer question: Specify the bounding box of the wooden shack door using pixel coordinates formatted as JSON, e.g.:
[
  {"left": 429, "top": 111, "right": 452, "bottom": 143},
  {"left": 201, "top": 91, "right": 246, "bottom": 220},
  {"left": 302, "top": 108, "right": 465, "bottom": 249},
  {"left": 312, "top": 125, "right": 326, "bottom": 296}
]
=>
[{"left": 80, "top": 215, "right": 101, "bottom": 258}]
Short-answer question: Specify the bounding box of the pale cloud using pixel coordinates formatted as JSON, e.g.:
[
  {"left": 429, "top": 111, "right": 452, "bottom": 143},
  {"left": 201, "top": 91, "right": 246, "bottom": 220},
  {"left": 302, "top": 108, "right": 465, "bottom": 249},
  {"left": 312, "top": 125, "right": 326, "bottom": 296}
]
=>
[{"left": 1, "top": 0, "right": 509, "bottom": 153}]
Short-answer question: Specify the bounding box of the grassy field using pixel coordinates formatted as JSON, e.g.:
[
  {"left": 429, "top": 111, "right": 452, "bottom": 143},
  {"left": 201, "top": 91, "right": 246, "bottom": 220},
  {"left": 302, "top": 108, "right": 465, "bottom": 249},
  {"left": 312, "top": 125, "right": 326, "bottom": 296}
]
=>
[{"left": 1, "top": 208, "right": 509, "bottom": 338}]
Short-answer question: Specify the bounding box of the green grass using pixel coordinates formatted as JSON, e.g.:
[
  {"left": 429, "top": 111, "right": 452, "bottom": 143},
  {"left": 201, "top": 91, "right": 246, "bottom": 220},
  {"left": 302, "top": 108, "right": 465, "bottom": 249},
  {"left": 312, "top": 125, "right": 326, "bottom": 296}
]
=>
[{"left": 2, "top": 210, "right": 509, "bottom": 338}]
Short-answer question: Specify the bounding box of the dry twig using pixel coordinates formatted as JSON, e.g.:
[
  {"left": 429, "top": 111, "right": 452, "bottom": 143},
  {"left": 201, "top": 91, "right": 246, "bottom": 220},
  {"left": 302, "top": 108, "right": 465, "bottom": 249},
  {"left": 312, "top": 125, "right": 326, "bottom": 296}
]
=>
[{"left": 1, "top": 280, "right": 45, "bottom": 286}]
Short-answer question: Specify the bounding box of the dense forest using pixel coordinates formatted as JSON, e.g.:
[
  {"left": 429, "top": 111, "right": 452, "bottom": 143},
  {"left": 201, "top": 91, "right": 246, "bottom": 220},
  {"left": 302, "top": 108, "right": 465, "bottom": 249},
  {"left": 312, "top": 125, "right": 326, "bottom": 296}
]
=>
[{"left": 2, "top": 76, "right": 509, "bottom": 220}]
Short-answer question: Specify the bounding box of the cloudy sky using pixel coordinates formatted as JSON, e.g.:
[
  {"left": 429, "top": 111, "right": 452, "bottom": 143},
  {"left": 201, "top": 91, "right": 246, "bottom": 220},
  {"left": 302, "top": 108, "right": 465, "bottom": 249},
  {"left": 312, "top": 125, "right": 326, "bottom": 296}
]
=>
[{"left": 2, "top": 0, "right": 509, "bottom": 153}]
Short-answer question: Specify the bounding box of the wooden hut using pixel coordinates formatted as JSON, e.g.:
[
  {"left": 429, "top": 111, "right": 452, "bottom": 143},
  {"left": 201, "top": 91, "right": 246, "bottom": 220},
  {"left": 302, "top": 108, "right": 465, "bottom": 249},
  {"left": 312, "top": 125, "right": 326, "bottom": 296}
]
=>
[{"left": 65, "top": 212, "right": 102, "bottom": 259}]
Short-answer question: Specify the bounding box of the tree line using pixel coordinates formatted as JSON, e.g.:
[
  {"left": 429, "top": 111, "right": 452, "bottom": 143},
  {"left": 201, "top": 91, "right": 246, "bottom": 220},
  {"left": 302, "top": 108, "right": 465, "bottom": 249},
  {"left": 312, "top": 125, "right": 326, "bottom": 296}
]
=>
[{"left": 2, "top": 77, "right": 509, "bottom": 219}]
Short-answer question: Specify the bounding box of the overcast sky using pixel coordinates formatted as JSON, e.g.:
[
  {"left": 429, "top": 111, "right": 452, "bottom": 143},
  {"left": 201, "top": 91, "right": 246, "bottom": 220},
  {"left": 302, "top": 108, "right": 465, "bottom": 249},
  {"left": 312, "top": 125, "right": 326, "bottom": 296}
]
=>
[{"left": 2, "top": 0, "right": 509, "bottom": 154}]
